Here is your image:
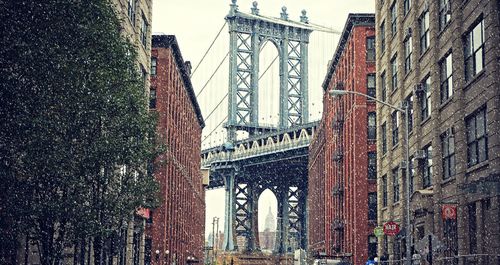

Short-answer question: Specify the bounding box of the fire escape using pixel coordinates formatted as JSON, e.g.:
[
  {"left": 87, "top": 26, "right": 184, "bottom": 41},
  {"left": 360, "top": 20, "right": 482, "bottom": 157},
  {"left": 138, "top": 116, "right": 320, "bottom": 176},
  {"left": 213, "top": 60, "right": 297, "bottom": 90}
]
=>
[{"left": 331, "top": 91, "right": 345, "bottom": 255}]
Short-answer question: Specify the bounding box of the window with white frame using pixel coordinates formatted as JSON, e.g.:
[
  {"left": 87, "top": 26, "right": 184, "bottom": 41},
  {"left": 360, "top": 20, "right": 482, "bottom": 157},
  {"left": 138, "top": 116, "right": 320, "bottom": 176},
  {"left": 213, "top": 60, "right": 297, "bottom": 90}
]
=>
[
  {"left": 419, "top": 10, "right": 430, "bottom": 54},
  {"left": 422, "top": 144, "right": 433, "bottom": 188},
  {"left": 392, "top": 111, "right": 399, "bottom": 146},
  {"left": 380, "top": 21, "right": 386, "bottom": 53},
  {"left": 464, "top": 18, "right": 485, "bottom": 81},
  {"left": 404, "top": 35, "right": 412, "bottom": 75},
  {"left": 391, "top": 2, "right": 397, "bottom": 36},
  {"left": 128, "top": 0, "right": 136, "bottom": 26},
  {"left": 392, "top": 167, "right": 400, "bottom": 202},
  {"left": 391, "top": 54, "right": 398, "bottom": 91},
  {"left": 441, "top": 129, "right": 455, "bottom": 180},
  {"left": 420, "top": 75, "right": 431, "bottom": 121},
  {"left": 440, "top": 52, "right": 453, "bottom": 103},
  {"left": 439, "top": 0, "right": 451, "bottom": 31},
  {"left": 466, "top": 106, "right": 488, "bottom": 167}
]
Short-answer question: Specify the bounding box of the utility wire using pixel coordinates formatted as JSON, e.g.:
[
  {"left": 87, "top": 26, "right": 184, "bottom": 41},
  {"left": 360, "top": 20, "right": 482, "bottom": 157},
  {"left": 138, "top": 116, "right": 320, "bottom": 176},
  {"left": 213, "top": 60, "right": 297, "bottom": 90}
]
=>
[
  {"left": 195, "top": 51, "right": 229, "bottom": 98},
  {"left": 190, "top": 22, "right": 227, "bottom": 78}
]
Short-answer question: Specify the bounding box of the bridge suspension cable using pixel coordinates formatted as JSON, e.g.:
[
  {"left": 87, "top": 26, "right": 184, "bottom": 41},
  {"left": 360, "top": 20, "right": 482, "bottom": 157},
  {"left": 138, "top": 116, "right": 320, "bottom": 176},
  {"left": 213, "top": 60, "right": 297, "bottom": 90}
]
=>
[
  {"left": 202, "top": 115, "right": 228, "bottom": 143},
  {"left": 195, "top": 51, "right": 229, "bottom": 98},
  {"left": 190, "top": 21, "right": 227, "bottom": 78}
]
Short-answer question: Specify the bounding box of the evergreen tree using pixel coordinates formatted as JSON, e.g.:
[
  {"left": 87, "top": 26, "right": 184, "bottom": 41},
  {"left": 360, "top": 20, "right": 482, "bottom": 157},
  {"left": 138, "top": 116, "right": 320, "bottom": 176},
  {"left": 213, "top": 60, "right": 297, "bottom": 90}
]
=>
[{"left": 0, "top": 0, "right": 160, "bottom": 263}]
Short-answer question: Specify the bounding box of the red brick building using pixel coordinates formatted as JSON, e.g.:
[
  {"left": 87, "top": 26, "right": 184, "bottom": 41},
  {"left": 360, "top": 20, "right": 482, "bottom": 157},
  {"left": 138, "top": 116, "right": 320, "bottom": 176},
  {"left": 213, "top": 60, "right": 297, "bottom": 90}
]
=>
[
  {"left": 149, "top": 35, "right": 205, "bottom": 265},
  {"left": 308, "top": 14, "right": 376, "bottom": 265}
]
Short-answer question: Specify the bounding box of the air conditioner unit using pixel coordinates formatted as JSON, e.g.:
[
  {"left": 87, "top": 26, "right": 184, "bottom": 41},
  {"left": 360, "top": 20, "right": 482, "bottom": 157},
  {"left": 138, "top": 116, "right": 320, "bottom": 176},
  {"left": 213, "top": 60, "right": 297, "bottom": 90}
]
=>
[
  {"left": 413, "top": 83, "right": 425, "bottom": 96},
  {"left": 414, "top": 150, "right": 427, "bottom": 160},
  {"left": 400, "top": 160, "right": 407, "bottom": 169}
]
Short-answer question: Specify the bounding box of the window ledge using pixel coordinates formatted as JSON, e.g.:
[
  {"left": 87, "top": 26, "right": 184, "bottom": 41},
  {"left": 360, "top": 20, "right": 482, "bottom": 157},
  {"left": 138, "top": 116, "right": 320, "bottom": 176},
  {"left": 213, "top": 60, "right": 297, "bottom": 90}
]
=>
[
  {"left": 381, "top": 206, "right": 388, "bottom": 211},
  {"left": 438, "top": 22, "right": 451, "bottom": 35},
  {"left": 392, "top": 143, "right": 399, "bottom": 150},
  {"left": 419, "top": 48, "right": 430, "bottom": 61},
  {"left": 466, "top": 160, "right": 489, "bottom": 175},
  {"left": 464, "top": 70, "right": 485, "bottom": 91},
  {"left": 420, "top": 116, "right": 431, "bottom": 126},
  {"left": 393, "top": 201, "right": 401, "bottom": 206},
  {"left": 368, "top": 139, "right": 377, "bottom": 144},
  {"left": 439, "top": 97, "right": 453, "bottom": 111},
  {"left": 441, "top": 177, "right": 456, "bottom": 186},
  {"left": 368, "top": 178, "right": 377, "bottom": 184}
]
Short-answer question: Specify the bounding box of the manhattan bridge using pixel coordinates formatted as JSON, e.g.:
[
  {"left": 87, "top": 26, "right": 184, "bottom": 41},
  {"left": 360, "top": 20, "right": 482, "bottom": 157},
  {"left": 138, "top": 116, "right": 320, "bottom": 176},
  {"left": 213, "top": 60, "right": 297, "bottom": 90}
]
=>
[{"left": 193, "top": 0, "right": 339, "bottom": 263}]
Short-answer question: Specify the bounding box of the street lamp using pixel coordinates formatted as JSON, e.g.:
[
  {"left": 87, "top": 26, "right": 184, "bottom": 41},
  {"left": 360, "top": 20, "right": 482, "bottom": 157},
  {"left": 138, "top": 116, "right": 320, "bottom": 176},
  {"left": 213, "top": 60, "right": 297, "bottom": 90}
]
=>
[{"left": 329, "top": 89, "right": 412, "bottom": 265}]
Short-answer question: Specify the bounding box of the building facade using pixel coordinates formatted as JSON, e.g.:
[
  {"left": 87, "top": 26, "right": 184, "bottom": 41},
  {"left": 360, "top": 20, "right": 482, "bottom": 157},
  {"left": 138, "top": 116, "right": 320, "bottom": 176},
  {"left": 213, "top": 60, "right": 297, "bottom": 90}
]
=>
[
  {"left": 308, "top": 14, "right": 377, "bottom": 265},
  {"left": 375, "top": 0, "right": 500, "bottom": 263},
  {"left": 149, "top": 35, "right": 206, "bottom": 265}
]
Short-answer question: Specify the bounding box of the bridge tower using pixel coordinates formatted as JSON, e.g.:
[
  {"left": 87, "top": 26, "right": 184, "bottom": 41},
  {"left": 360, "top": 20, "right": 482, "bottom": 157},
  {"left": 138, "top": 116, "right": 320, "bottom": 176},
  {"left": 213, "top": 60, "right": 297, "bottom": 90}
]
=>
[
  {"left": 226, "top": 0, "right": 312, "bottom": 139},
  {"left": 220, "top": 0, "right": 313, "bottom": 255}
]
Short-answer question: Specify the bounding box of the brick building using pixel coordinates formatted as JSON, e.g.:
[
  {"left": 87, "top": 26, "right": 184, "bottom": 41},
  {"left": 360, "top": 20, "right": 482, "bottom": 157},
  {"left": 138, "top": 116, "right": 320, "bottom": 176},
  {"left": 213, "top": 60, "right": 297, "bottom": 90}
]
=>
[
  {"left": 308, "top": 14, "right": 377, "bottom": 265},
  {"left": 375, "top": 0, "right": 500, "bottom": 263},
  {"left": 149, "top": 35, "right": 206, "bottom": 265}
]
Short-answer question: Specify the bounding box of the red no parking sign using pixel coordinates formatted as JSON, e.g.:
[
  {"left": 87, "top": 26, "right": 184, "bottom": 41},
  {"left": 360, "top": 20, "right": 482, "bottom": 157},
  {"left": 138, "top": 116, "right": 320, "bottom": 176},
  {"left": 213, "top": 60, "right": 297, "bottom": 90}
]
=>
[{"left": 442, "top": 205, "right": 457, "bottom": 220}]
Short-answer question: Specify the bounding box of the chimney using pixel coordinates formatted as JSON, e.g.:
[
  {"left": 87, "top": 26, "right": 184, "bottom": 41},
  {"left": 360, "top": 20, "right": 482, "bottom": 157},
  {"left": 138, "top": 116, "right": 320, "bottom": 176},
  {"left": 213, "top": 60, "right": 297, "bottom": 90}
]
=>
[{"left": 185, "top": 61, "right": 192, "bottom": 76}]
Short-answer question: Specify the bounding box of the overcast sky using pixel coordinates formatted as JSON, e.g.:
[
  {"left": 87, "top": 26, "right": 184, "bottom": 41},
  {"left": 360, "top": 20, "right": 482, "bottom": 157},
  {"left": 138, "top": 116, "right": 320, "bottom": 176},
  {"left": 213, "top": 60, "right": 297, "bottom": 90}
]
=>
[{"left": 151, "top": 0, "right": 375, "bottom": 239}]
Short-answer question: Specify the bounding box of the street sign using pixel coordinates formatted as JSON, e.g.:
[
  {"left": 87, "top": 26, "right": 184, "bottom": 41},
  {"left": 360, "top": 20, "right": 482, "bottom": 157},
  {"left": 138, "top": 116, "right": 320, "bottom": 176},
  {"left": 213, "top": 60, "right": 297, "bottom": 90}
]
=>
[
  {"left": 442, "top": 205, "right": 457, "bottom": 220},
  {"left": 374, "top": 226, "right": 384, "bottom": 237},
  {"left": 383, "top": 221, "right": 400, "bottom": 236}
]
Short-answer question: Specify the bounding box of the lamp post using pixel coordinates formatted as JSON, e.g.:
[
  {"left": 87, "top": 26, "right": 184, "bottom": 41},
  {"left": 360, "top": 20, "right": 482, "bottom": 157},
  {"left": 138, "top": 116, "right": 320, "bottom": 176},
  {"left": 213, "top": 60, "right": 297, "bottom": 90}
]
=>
[{"left": 329, "top": 89, "right": 412, "bottom": 265}]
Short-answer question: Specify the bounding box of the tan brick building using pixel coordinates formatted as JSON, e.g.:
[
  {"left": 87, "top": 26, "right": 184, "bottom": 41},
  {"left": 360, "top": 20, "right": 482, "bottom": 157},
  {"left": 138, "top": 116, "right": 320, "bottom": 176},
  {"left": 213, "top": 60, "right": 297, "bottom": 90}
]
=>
[{"left": 375, "top": 0, "right": 500, "bottom": 264}]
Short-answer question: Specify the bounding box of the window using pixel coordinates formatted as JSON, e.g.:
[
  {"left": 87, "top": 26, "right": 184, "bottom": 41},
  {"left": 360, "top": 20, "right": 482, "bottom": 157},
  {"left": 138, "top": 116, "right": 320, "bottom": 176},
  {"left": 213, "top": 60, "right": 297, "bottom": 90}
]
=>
[
  {"left": 391, "top": 111, "right": 399, "bottom": 146},
  {"left": 381, "top": 71, "right": 387, "bottom": 102},
  {"left": 391, "top": 54, "right": 398, "bottom": 91},
  {"left": 367, "top": 74, "right": 376, "bottom": 98},
  {"left": 439, "top": 0, "right": 451, "bottom": 31},
  {"left": 420, "top": 75, "right": 431, "bottom": 121},
  {"left": 127, "top": 0, "right": 136, "bottom": 26},
  {"left": 382, "top": 122, "right": 387, "bottom": 154},
  {"left": 404, "top": 36, "right": 412, "bottom": 75},
  {"left": 468, "top": 203, "right": 477, "bottom": 254},
  {"left": 368, "top": 152, "right": 377, "bottom": 180},
  {"left": 141, "top": 15, "right": 148, "bottom": 47},
  {"left": 405, "top": 94, "right": 414, "bottom": 132},
  {"left": 422, "top": 145, "right": 433, "bottom": 188},
  {"left": 392, "top": 167, "right": 400, "bottom": 202},
  {"left": 391, "top": 2, "right": 397, "bottom": 36},
  {"left": 464, "top": 18, "right": 485, "bottom": 81},
  {"left": 440, "top": 52, "right": 453, "bottom": 103},
  {"left": 466, "top": 107, "right": 488, "bottom": 167},
  {"left": 419, "top": 10, "right": 430, "bottom": 54},
  {"left": 368, "top": 112, "right": 377, "bottom": 141},
  {"left": 404, "top": 0, "right": 411, "bottom": 16},
  {"left": 144, "top": 238, "right": 152, "bottom": 265},
  {"left": 151, "top": 57, "right": 157, "bottom": 76},
  {"left": 441, "top": 129, "right": 456, "bottom": 180},
  {"left": 149, "top": 88, "right": 156, "bottom": 109},
  {"left": 367, "top": 36, "right": 376, "bottom": 61},
  {"left": 368, "top": 192, "right": 377, "bottom": 221},
  {"left": 380, "top": 21, "right": 386, "bottom": 53},
  {"left": 382, "top": 174, "right": 388, "bottom": 207}
]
